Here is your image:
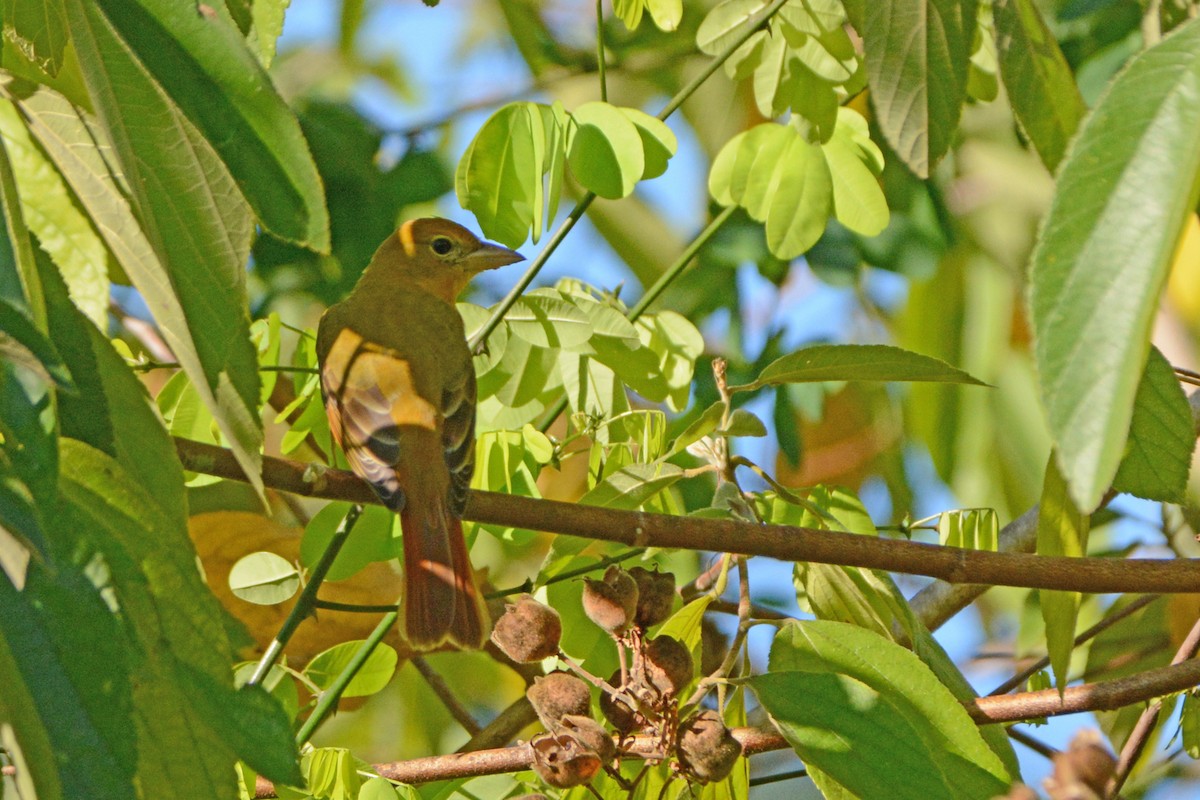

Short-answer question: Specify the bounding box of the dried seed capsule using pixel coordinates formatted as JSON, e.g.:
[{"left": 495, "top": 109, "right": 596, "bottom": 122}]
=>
[
  {"left": 530, "top": 732, "right": 602, "bottom": 788},
  {"left": 527, "top": 671, "right": 591, "bottom": 728},
  {"left": 643, "top": 635, "right": 693, "bottom": 698},
  {"left": 676, "top": 710, "right": 743, "bottom": 784},
  {"left": 628, "top": 566, "right": 675, "bottom": 629},
  {"left": 491, "top": 595, "right": 562, "bottom": 663},
  {"left": 1044, "top": 729, "right": 1115, "bottom": 799},
  {"left": 560, "top": 714, "right": 616, "bottom": 762},
  {"left": 599, "top": 669, "right": 639, "bottom": 734},
  {"left": 581, "top": 566, "right": 639, "bottom": 633}
]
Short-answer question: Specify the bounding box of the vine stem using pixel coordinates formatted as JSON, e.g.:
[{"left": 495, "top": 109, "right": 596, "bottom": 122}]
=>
[
  {"left": 294, "top": 607, "right": 396, "bottom": 745},
  {"left": 247, "top": 504, "right": 363, "bottom": 687},
  {"left": 468, "top": 0, "right": 788, "bottom": 353},
  {"left": 596, "top": 0, "right": 607, "bottom": 103}
]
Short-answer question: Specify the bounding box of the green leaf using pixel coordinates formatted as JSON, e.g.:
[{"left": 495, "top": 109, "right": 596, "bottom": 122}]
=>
[
  {"left": 614, "top": 0, "right": 645, "bottom": 29},
  {"left": 1183, "top": 692, "right": 1200, "bottom": 759},
  {"left": 228, "top": 551, "right": 301, "bottom": 605},
  {"left": 0, "top": 298, "right": 71, "bottom": 391},
  {"left": 636, "top": 310, "right": 704, "bottom": 410},
  {"left": 739, "top": 343, "right": 987, "bottom": 391},
  {"left": 646, "top": 0, "right": 683, "bottom": 30},
  {"left": 0, "top": 559, "right": 136, "bottom": 800},
  {"left": 1036, "top": 454, "right": 1090, "bottom": 688},
  {"left": 751, "top": 621, "right": 1010, "bottom": 800},
  {"left": 708, "top": 122, "right": 833, "bottom": 258},
  {"left": 993, "top": 0, "right": 1085, "bottom": 171},
  {"left": 41, "top": 249, "right": 186, "bottom": 525},
  {"left": 567, "top": 101, "right": 645, "bottom": 199},
  {"left": 560, "top": 353, "right": 630, "bottom": 419},
  {"left": 1113, "top": 346, "right": 1193, "bottom": 502},
  {"left": 668, "top": 401, "right": 726, "bottom": 457},
  {"left": 301, "top": 502, "right": 399, "bottom": 581},
  {"left": 58, "top": 440, "right": 301, "bottom": 789},
  {"left": 856, "top": 0, "right": 976, "bottom": 177},
  {"left": 246, "top": 0, "right": 289, "bottom": 68},
  {"left": 1, "top": 0, "right": 69, "bottom": 76},
  {"left": 456, "top": 101, "right": 557, "bottom": 247},
  {"left": 619, "top": 107, "right": 677, "bottom": 180},
  {"left": 824, "top": 108, "right": 889, "bottom": 237},
  {"left": 937, "top": 508, "right": 999, "bottom": 550},
  {"left": 507, "top": 292, "right": 593, "bottom": 349},
  {"left": 697, "top": 0, "right": 774, "bottom": 55},
  {"left": 304, "top": 641, "right": 399, "bottom": 699},
  {"left": 579, "top": 461, "right": 684, "bottom": 509},
  {"left": 717, "top": 408, "right": 768, "bottom": 438},
  {"left": 90, "top": 0, "right": 328, "bottom": 248},
  {"left": 48, "top": 9, "right": 267, "bottom": 496},
  {"left": 1029, "top": 18, "right": 1200, "bottom": 511},
  {"left": 0, "top": 98, "right": 109, "bottom": 327}
]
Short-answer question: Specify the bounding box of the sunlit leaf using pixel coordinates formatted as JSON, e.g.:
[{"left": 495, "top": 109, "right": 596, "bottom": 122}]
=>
[
  {"left": 1037, "top": 454, "right": 1090, "bottom": 688},
  {"left": 1029, "top": 18, "right": 1200, "bottom": 510},
  {"left": 738, "top": 343, "right": 987, "bottom": 392},
  {"left": 1113, "top": 346, "right": 1193, "bottom": 502},
  {"left": 567, "top": 101, "right": 644, "bottom": 199},
  {"left": 304, "top": 641, "right": 398, "bottom": 698}
]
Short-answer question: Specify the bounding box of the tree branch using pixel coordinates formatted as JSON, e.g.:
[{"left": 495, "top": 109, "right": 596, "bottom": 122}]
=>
[
  {"left": 176, "top": 438, "right": 1200, "bottom": 595},
  {"left": 245, "top": 655, "right": 1200, "bottom": 795}
]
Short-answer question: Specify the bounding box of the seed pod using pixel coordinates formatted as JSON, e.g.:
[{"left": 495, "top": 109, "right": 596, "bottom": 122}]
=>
[
  {"left": 599, "top": 669, "right": 639, "bottom": 734},
  {"left": 560, "top": 714, "right": 616, "bottom": 762},
  {"left": 527, "top": 672, "right": 591, "bottom": 728},
  {"left": 643, "top": 635, "right": 693, "bottom": 698},
  {"left": 676, "top": 710, "right": 743, "bottom": 784},
  {"left": 581, "top": 566, "right": 638, "bottom": 633},
  {"left": 628, "top": 566, "right": 675, "bottom": 629},
  {"left": 530, "top": 732, "right": 603, "bottom": 788},
  {"left": 1044, "top": 729, "right": 1115, "bottom": 800},
  {"left": 491, "top": 595, "right": 562, "bottom": 663}
]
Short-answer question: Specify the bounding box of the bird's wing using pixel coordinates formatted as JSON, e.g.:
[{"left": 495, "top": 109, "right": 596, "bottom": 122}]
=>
[
  {"left": 320, "top": 327, "right": 439, "bottom": 511},
  {"left": 441, "top": 368, "right": 476, "bottom": 516}
]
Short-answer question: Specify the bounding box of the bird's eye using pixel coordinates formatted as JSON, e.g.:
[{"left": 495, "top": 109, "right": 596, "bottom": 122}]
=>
[{"left": 431, "top": 236, "right": 453, "bottom": 256}]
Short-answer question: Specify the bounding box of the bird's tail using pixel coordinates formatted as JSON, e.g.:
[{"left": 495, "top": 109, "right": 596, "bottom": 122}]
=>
[{"left": 400, "top": 500, "right": 489, "bottom": 649}]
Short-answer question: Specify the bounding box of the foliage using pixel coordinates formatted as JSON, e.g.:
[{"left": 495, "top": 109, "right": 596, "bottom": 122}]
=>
[{"left": 2, "top": 0, "right": 1200, "bottom": 799}]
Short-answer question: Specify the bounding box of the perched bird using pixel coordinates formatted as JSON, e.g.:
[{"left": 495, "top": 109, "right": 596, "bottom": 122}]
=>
[{"left": 316, "top": 218, "right": 523, "bottom": 648}]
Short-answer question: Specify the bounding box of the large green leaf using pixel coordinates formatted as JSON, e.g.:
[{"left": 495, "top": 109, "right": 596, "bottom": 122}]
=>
[
  {"left": 92, "top": 0, "right": 327, "bottom": 248},
  {"left": 993, "top": 0, "right": 1085, "bottom": 171},
  {"left": 58, "top": 440, "right": 301, "bottom": 789},
  {"left": 1112, "top": 346, "right": 1193, "bottom": 502},
  {"left": 59, "top": 6, "right": 266, "bottom": 496},
  {"left": 0, "top": 561, "right": 135, "bottom": 800},
  {"left": 854, "top": 0, "right": 977, "bottom": 177},
  {"left": 1036, "top": 454, "right": 1090, "bottom": 688},
  {"left": 751, "top": 622, "right": 1011, "bottom": 800},
  {"left": 1029, "top": 18, "right": 1200, "bottom": 511},
  {"left": 1, "top": 0, "right": 69, "bottom": 77},
  {"left": 0, "top": 98, "right": 109, "bottom": 327},
  {"left": 40, "top": 250, "right": 186, "bottom": 522},
  {"left": 735, "top": 343, "right": 987, "bottom": 392}
]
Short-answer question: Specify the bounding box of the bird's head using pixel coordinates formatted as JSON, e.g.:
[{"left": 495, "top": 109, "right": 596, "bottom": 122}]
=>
[{"left": 382, "top": 218, "right": 524, "bottom": 301}]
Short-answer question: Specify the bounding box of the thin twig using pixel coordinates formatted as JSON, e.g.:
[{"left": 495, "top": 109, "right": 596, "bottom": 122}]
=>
[
  {"left": 1106, "top": 611, "right": 1200, "bottom": 797},
  {"left": 412, "top": 656, "right": 483, "bottom": 736},
  {"left": 987, "top": 594, "right": 1161, "bottom": 696}
]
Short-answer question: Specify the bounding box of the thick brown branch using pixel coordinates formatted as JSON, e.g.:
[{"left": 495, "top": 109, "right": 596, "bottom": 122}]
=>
[
  {"left": 177, "top": 438, "right": 1200, "bottom": 595},
  {"left": 969, "top": 658, "right": 1200, "bottom": 724}
]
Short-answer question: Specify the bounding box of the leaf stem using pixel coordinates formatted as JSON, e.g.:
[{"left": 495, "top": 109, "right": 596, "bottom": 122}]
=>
[
  {"left": 596, "top": 0, "right": 607, "bottom": 103},
  {"left": 295, "top": 607, "right": 397, "bottom": 745},
  {"left": 247, "top": 503, "right": 363, "bottom": 686}
]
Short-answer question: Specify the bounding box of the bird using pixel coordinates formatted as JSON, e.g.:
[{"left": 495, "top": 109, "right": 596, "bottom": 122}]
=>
[{"left": 316, "top": 218, "right": 523, "bottom": 648}]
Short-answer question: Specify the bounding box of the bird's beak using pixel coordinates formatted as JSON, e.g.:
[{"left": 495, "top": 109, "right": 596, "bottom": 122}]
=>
[{"left": 464, "top": 241, "right": 524, "bottom": 273}]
